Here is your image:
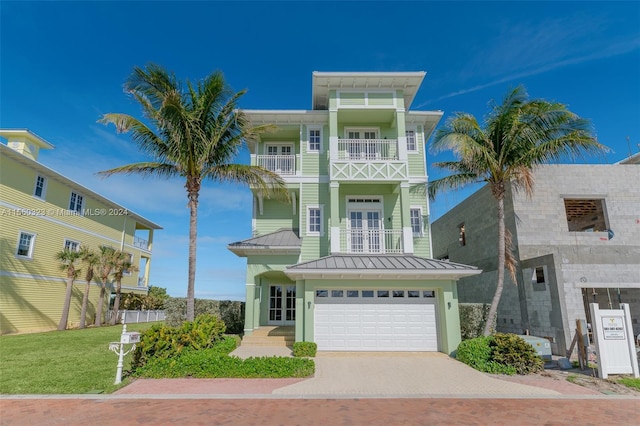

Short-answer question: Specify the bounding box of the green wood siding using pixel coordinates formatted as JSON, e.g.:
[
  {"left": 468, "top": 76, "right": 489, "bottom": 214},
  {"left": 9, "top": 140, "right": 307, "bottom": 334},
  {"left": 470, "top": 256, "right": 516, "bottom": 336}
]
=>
[
  {"left": 339, "top": 92, "right": 365, "bottom": 106},
  {"left": 367, "top": 92, "right": 394, "bottom": 106},
  {"left": 254, "top": 198, "right": 299, "bottom": 235}
]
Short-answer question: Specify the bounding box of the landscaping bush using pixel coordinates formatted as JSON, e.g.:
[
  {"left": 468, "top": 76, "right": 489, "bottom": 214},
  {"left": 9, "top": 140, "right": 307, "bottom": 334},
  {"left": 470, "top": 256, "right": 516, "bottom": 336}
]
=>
[
  {"left": 164, "top": 297, "right": 244, "bottom": 334},
  {"left": 131, "top": 313, "right": 226, "bottom": 372},
  {"left": 456, "top": 333, "right": 543, "bottom": 375},
  {"left": 135, "top": 341, "right": 314, "bottom": 379},
  {"left": 490, "top": 333, "right": 544, "bottom": 375},
  {"left": 459, "top": 303, "right": 491, "bottom": 340},
  {"left": 293, "top": 342, "right": 317, "bottom": 357}
]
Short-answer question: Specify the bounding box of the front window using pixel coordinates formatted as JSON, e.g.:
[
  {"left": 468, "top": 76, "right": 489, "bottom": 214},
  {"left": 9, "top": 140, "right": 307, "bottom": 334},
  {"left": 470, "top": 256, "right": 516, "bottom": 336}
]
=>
[
  {"left": 532, "top": 266, "right": 545, "bottom": 284},
  {"left": 406, "top": 130, "right": 417, "bottom": 151},
  {"left": 564, "top": 199, "right": 608, "bottom": 232},
  {"left": 34, "top": 175, "right": 47, "bottom": 199},
  {"left": 64, "top": 239, "right": 80, "bottom": 252},
  {"left": 69, "top": 192, "right": 84, "bottom": 214},
  {"left": 17, "top": 232, "right": 35, "bottom": 258},
  {"left": 308, "top": 128, "right": 321, "bottom": 152},
  {"left": 307, "top": 206, "right": 323, "bottom": 235},
  {"left": 410, "top": 208, "right": 422, "bottom": 236}
]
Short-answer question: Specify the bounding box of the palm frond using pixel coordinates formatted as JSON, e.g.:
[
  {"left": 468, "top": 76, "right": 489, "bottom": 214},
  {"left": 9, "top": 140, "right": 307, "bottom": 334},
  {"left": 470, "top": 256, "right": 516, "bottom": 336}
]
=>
[{"left": 97, "top": 162, "right": 179, "bottom": 179}]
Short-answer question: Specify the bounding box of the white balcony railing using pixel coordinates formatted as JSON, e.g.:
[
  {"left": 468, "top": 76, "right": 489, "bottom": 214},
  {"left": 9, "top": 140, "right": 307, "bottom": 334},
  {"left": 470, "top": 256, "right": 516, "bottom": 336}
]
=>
[
  {"left": 133, "top": 236, "right": 149, "bottom": 250},
  {"left": 256, "top": 155, "right": 296, "bottom": 175},
  {"left": 338, "top": 139, "right": 398, "bottom": 161},
  {"left": 340, "top": 228, "right": 404, "bottom": 254}
]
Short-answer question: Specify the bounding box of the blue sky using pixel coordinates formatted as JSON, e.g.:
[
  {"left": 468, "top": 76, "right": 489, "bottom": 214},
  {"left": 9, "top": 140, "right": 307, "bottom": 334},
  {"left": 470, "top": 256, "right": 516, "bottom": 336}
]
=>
[{"left": 2, "top": 1, "right": 639, "bottom": 300}]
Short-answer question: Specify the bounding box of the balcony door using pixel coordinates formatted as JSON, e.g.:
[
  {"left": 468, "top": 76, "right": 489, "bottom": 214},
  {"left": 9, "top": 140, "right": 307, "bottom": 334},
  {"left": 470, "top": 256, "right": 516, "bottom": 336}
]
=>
[
  {"left": 265, "top": 144, "right": 294, "bottom": 174},
  {"left": 345, "top": 129, "right": 378, "bottom": 159},
  {"left": 348, "top": 210, "right": 383, "bottom": 253}
]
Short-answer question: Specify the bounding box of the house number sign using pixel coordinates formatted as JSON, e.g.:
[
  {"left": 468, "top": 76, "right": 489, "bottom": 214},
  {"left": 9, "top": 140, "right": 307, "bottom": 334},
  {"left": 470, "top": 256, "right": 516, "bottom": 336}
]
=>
[{"left": 601, "top": 316, "right": 625, "bottom": 340}]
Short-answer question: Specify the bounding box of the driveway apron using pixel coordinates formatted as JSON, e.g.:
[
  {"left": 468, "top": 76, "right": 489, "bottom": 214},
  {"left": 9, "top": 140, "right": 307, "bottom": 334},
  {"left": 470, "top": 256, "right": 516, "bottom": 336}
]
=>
[{"left": 273, "top": 352, "right": 559, "bottom": 396}]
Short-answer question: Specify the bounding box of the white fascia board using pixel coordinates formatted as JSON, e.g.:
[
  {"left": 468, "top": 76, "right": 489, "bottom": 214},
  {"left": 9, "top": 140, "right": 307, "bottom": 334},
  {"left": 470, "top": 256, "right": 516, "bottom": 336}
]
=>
[
  {"left": 405, "top": 111, "right": 444, "bottom": 124},
  {"left": 242, "top": 110, "right": 329, "bottom": 124},
  {"left": 284, "top": 268, "right": 482, "bottom": 281}
]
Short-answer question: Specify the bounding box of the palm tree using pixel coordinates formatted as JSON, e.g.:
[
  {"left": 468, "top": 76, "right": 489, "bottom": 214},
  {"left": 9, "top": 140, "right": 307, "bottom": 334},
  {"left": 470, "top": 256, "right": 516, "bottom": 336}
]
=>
[
  {"left": 78, "top": 246, "right": 98, "bottom": 329},
  {"left": 109, "top": 251, "right": 138, "bottom": 325},
  {"left": 99, "top": 63, "right": 287, "bottom": 321},
  {"left": 95, "top": 246, "right": 117, "bottom": 327},
  {"left": 56, "top": 249, "right": 82, "bottom": 331},
  {"left": 428, "top": 86, "right": 607, "bottom": 336}
]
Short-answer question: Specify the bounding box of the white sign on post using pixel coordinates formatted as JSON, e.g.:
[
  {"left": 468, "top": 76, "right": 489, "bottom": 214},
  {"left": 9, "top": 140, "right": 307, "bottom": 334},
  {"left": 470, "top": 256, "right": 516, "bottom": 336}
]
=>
[{"left": 589, "top": 303, "right": 639, "bottom": 379}]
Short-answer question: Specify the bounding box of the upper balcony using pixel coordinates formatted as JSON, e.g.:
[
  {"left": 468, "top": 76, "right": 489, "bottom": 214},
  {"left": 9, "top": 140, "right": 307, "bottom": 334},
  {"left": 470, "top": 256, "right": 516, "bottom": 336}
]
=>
[
  {"left": 256, "top": 154, "right": 298, "bottom": 176},
  {"left": 330, "top": 138, "right": 408, "bottom": 181}
]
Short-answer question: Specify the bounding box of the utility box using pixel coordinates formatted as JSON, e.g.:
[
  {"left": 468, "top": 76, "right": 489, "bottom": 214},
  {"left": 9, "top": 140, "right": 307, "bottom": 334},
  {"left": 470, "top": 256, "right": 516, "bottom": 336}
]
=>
[
  {"left": 518, "top": 335, "right": 552, "bottom": 361},
  {"left": 120, "top": 332, "right": 141, "bottom": 344}
]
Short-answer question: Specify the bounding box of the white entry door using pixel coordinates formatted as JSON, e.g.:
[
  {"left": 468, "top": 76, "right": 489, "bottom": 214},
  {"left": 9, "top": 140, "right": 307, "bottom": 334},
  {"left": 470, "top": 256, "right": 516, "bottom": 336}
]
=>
[
  {"left": 268, "top": 285, "right": 296, "bottom": 325},
  {"left": 348, "top": 210, "right": 383, "bottom": 253}
]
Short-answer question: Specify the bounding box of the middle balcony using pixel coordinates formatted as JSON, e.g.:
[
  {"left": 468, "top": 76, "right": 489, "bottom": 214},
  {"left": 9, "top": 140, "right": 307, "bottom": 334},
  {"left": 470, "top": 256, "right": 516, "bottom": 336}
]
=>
[{"left": 331, "top": 138, "right": 408, "bottom": 181}]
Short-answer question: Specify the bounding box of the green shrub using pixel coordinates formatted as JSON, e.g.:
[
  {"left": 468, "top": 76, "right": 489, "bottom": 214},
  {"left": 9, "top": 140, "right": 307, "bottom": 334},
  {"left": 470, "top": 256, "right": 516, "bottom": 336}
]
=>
[
  {"left": 456, "top": 333, "right": 542, "bottom": 375},
  {"left": 459, "top": 303, "right": 491, "bottom": 340},
  {"left": 131, "top": 314, "right": 226, "bottom": 372},
  {"left": 490, "top": 333, "right": 544, "bottom": 375},
  {"left": 135, "top": 347, "right": 315, "bottom": 378},
  {"left": 293, "top": 342, "right": 317, "bottom": 357},
  {"left": 164, "top": 297, "right": 244, "bottom": 334}
]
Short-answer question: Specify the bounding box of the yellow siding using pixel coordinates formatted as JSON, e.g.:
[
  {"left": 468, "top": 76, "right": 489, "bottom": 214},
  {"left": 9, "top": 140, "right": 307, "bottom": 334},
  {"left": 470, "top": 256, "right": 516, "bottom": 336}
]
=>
[{"left": 1, "top": 147, "right": 156, "bottom": 334}]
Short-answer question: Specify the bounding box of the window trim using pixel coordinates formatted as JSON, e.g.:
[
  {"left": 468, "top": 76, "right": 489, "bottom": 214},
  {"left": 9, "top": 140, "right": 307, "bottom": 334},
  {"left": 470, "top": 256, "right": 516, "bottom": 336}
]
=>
[
  {"left": 33, "top": 175, "right": 48, "bottom": 199},
  {"left": 16, "top": 231, "right": 36, "bottom": 259},
  {"left": 410, "top": 206, "right": 423, "bottom": 236},
  {"left": 63, "top": 238, "right": 81, "bottom": 252},
  {"left": 306, "top": 205, "right": 324, "bottom": 236},
  {"left": 405, "top": 128, "right": 418, "bottom": 152},
  {"left": 307, "top": 126, "right": 323, "bottom": 153},
  {"left": 69, "top": 191, "right": 84, "bottom": 215}
]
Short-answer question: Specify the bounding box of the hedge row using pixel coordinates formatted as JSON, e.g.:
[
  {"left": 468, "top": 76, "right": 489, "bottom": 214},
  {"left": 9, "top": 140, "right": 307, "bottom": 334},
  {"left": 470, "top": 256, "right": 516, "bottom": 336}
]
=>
[{"left": 164, "top": 298, "right": 245, "bottom": 334}]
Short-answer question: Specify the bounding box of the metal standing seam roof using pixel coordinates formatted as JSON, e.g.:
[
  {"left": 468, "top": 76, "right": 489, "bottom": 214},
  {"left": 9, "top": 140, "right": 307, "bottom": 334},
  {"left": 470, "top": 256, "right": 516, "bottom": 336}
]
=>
[
  {"left": 287, "top": 254, "right": 478, "bottom": 271},
  {"left": 227, "top": 228, "right": 301, "bottom": 255}
]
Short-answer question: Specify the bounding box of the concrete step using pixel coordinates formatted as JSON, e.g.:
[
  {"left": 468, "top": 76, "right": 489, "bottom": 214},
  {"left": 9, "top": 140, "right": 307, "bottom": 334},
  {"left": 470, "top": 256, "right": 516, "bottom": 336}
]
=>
[
  {"left": 241, "top": 335, "right": 294, "bottom": 347},
  {"left": 250, "top": 326, "right": 294, "bottom": 337}
]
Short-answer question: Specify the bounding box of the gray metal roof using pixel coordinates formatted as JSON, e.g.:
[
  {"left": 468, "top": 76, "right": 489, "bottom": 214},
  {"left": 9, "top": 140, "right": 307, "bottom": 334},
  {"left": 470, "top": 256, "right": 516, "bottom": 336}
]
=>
[
  {"left": 288, "top": 254, "right": 476, "bottom": 271},
  {"left": 228, "top": 228, "right": 301, "bottom": 256},
  {"left": 285, "top": 254, "right": 481, "bottom": 280}
]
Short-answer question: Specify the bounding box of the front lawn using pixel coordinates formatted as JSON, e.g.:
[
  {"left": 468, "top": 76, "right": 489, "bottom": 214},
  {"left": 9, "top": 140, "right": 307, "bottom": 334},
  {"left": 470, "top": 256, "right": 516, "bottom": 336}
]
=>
[
  {"left": 0, "top": 323, "right": 158, "bottom": 394},
  {"left": 617, "top": 377, "right": 640, "bottom": 391}
]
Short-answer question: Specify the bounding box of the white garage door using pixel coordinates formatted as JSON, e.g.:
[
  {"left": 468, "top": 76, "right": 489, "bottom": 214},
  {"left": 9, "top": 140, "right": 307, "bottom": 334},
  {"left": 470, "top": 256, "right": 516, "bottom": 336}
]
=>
[{"left": 314, "top": 289, "right": 438, "bottom": 351}]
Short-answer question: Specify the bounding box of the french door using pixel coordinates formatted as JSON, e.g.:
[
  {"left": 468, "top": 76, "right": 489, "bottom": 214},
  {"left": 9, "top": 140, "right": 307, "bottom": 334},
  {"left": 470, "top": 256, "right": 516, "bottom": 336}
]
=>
[
  {"left": 265, "top": 145, "right": 294, "bottom": 173},
  {"left": 346, "top": 130, "right": 379, "bottom": 159},
  {"left": 348, "top": 210, "right": 383, "bottom": 253},
  {"left": 268, "top": 285, "right": 296, "bottom": 325}
]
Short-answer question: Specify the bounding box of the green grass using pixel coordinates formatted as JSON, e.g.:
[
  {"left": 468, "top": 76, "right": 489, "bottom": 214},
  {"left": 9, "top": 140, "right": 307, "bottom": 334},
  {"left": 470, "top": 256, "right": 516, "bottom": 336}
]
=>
[
  {"left": 0, "top": 323, "right": 158, "bottom": 394},
  {"left": 617, "top": 377, "right": 640, "bottom": 391}
]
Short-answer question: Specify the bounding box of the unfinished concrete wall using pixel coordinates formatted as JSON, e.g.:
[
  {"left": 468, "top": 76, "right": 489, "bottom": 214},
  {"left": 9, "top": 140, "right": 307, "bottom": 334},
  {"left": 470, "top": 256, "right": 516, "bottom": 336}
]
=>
[{"left": 432, "top": 163, "right": 640, "bottom": 355}]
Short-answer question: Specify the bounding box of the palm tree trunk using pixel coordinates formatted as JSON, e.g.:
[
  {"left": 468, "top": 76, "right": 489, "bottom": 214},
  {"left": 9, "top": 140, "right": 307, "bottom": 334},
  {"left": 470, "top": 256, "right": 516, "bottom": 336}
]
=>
[
  {"left": 58, "top": 275, "right": 74, "bottom": 331},
  {"left": 79, "top": 281, "right": 90, "bottom": 329},
  {"left": 484, "top": 189, "right": 506, "bottom": 335},
  {"left": 95, "top": 284, "right": 105, "bottom": 327},
  {"left": 186, "top": 190, "right": 198, "bottom": 322},
  {"left": 110, "top": 281, "right": 122, "bottom": 325}
]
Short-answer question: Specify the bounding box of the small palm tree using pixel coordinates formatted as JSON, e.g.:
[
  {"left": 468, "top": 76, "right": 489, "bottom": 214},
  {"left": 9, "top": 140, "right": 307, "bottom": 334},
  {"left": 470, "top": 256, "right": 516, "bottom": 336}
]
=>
[
  {"left": 78, "top": 246, "right": 98, "bottom": 329},
  {"left": 109, "top": 251, "right": 138, "bottom": 325},
  {"left": 99, "top": 63, "right": 287, "bottom": 321},
  {"left": 429, "top": 85, "right": 607, "bottom": 336},
  {"left": 56, "top": 249, "right": 82, "bottom": 331},
  {"left": 95, "top": 246, "right": 117, "bottom": 327}
]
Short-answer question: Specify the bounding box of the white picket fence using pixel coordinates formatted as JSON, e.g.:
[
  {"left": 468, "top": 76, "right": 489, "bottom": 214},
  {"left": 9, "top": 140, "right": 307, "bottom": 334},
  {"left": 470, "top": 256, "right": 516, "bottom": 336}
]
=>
[{"left": 107, "top": 309, "right": 166, "bottom": 324}]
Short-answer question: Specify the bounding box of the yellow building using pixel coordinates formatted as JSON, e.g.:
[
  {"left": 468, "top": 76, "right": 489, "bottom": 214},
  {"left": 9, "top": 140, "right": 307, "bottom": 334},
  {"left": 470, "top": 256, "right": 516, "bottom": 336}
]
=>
[{"left": 0, "top": 129, "right": 162, "bottom": 334}]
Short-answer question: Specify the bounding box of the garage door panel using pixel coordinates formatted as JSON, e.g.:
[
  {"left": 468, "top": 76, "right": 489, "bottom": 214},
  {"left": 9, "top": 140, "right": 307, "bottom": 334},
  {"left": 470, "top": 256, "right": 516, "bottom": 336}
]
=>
[{"left": 314, "top": 291, "right": 438, "bottom": 351}]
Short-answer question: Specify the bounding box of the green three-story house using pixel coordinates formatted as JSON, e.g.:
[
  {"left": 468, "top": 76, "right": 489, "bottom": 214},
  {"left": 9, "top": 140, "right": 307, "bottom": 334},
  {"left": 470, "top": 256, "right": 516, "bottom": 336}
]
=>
[{"left": 229, "top": 72, "right": 479, "bottom": 354}]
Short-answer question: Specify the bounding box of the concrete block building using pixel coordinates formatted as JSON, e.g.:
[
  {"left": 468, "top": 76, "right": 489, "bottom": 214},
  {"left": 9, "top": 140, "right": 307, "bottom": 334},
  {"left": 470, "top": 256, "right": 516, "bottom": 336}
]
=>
[{"left": 431, "top": 160, "right": 640, "bottom": 355}]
